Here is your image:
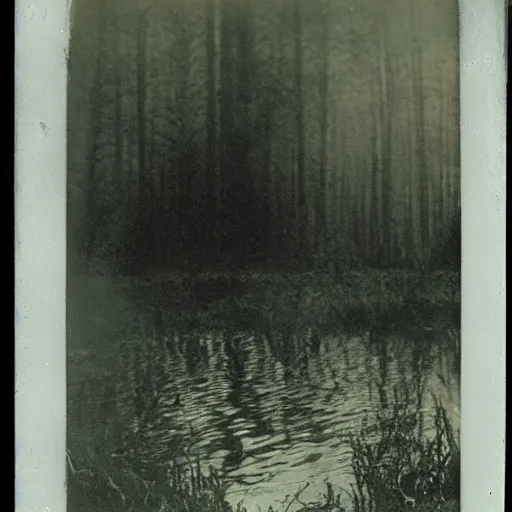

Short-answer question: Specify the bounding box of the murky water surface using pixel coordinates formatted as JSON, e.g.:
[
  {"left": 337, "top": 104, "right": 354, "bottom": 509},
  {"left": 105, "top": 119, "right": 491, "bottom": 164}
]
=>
[{"left": 112, "top": 326, "right": 459, "bottom": 511}]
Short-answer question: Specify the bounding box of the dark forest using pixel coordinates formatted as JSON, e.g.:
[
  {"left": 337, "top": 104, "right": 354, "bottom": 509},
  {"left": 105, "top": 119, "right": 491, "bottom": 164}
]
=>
[{"left": 68, "top": 0, "right": 460, "bottom": 275}]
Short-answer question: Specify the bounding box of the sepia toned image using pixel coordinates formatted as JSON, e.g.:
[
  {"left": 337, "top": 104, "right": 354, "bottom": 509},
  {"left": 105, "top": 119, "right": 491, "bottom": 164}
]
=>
[{"left": 66, "top": 0, "right": 461, "bottom": 510}]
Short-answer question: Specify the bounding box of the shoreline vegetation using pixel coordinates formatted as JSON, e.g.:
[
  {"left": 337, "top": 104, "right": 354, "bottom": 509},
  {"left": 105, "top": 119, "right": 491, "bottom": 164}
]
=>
[
  {"left": 68, "top": 404, "right": 460, "bottom": 512},
  {"left": 67, "top": 267, "right": 460, "bottom": 512},
  {"left": 124, "top": 267, "right": 460, "bottom": 333}
]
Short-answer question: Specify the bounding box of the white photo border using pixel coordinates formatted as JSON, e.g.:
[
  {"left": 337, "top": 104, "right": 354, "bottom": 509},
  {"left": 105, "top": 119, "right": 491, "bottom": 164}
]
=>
[{"left": 14, "top": 0, "right": 506, "bottom": 511}]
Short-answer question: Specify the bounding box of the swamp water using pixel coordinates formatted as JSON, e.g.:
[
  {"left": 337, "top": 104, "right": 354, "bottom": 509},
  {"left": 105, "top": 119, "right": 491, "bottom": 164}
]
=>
[
  {"left": 100, "top": 328, "right": 459, "bottom": 511},
  {"left": 67, "top": 275, "right": 460, "bottom": 511}
]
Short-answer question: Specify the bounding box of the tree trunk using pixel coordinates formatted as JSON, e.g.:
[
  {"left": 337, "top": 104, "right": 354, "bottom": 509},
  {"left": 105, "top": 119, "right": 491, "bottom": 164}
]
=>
[
  {"left": 370, "top": 78, "right": 382, "bottom": 265},
  {"left": 413, "top": 50, "right": 428, "bottom": 262},
  {"left": 293, "top": 0, "right": 306, "bottom": 254},
  {"left": 113, "top": 15, "right": 123, "bottom": 184},
  {"left": 276, "top": 6, "right": 287, "bottom": 253},
  {"left": 406, "top": 92, "right": 416, "bottom": 265},
  {"left": 136, "top": 9, "right": 148, "bottom": 207},
  {"left": 174, "top": 2, "right": 191, "bottom": 216},
  {"left": 205, "top": 0, "right": 218, "bottom": 204},
  {"left": 378, "top": 38, "right": 393, "bottom": 265},
  {"left": 113, "top": 9, "right": 125, "bottom": 269},
  {"left": 410, "top": 0, "right": 429, "bottom": 264},
  {"left": 234, "top": 2, "right": 254, "bottom": 183},
  {"left": 133, "top": 7, "right": 149, "bottom": 270},
  {"left": 205, "top": 0, "right": 219, "bottom": 257},
  {"left": 317, "top": 1, "right": 330, "bottom": 252},
  {"left": 329, "top": 98, "right": 339, "bottom": 248},
  {"left": 219, "top": 0, "right": 235, "bottom": 204},
  {"left": 84, "top": 1, "right": 107, "bottom": 269},
  {"left": 438, "top": 74, "right": 447, "bottom": 234}
]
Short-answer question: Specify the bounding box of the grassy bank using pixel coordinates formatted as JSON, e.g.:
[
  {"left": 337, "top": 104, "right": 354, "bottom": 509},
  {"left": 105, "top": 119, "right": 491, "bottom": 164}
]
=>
[
  {"left": 347, "top": 390, "right": 460, "bottom": 512},
  {"left": 124, "top": 268, "right": 460, "bottom": 336}
]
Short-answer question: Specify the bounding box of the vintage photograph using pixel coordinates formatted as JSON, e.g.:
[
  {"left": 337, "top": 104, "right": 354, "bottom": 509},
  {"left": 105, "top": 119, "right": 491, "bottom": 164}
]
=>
[{"left": 66, "top": 0, "right": 461, "bottom": 510}]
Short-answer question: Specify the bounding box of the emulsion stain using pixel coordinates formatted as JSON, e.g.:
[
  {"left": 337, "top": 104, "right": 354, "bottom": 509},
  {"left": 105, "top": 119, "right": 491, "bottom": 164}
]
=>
[
  {"left": 15, "top": 480, "right": 21, "bottom": 503},
  {"left": 40, "top": 122, "right": 49, "bottom": 138},
  {"left": 15, "top": 444, "right": 22, "bottom": 503}
]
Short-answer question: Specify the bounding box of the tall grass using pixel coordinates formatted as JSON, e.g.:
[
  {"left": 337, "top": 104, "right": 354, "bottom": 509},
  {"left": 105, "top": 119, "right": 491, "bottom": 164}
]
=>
[
  {"left": 347, "top": 388, "right": 459, "bottom": 512},
  {"left": 67, "top": 375, "right": 247, "bottom": 512},
  {"left": 67, "top": 448, "right": 247, "bottom": 512}
]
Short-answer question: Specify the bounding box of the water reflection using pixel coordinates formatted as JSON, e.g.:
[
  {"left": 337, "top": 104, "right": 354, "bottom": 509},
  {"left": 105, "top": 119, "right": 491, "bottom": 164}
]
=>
[{"left": 116, "top": 325, "right": 459, "bottom": 511}]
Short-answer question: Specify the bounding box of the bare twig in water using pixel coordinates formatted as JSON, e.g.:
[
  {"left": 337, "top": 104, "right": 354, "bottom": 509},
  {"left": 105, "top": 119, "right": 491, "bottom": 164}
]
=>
[
  {"left": 66, "top": 450, "right": 76, "bottom": 474},
  {"left": 396, "top": 476, "right": 416, "bottom": 509},
  {"left": 328, "top": 482, "right": 353, "bottom": 501},
  {"left": 65, "top": 450, "right": 94, "bottom": 477},
  {"left": 284, "top": 482, "right": 310, "bottom": 512},
  {"left": 105, "top": 474, "right": 127, "bottom": 504}
]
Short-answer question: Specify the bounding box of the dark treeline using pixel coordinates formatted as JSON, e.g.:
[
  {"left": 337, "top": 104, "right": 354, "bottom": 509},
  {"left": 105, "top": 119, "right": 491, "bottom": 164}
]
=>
[{"left": 68, "top": 0, "right": 460, "bottom": 274}]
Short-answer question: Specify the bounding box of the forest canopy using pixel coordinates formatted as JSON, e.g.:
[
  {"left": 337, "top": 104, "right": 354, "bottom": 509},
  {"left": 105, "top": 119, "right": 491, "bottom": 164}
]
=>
[{"left": 67, "top": 0, "right": 460, "bottom": 274}]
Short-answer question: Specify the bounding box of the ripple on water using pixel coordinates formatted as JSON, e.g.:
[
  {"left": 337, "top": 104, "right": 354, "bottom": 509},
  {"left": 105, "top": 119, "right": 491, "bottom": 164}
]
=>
[{"left": 118, "top": 328, "right": 460, "bottom": 511}]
